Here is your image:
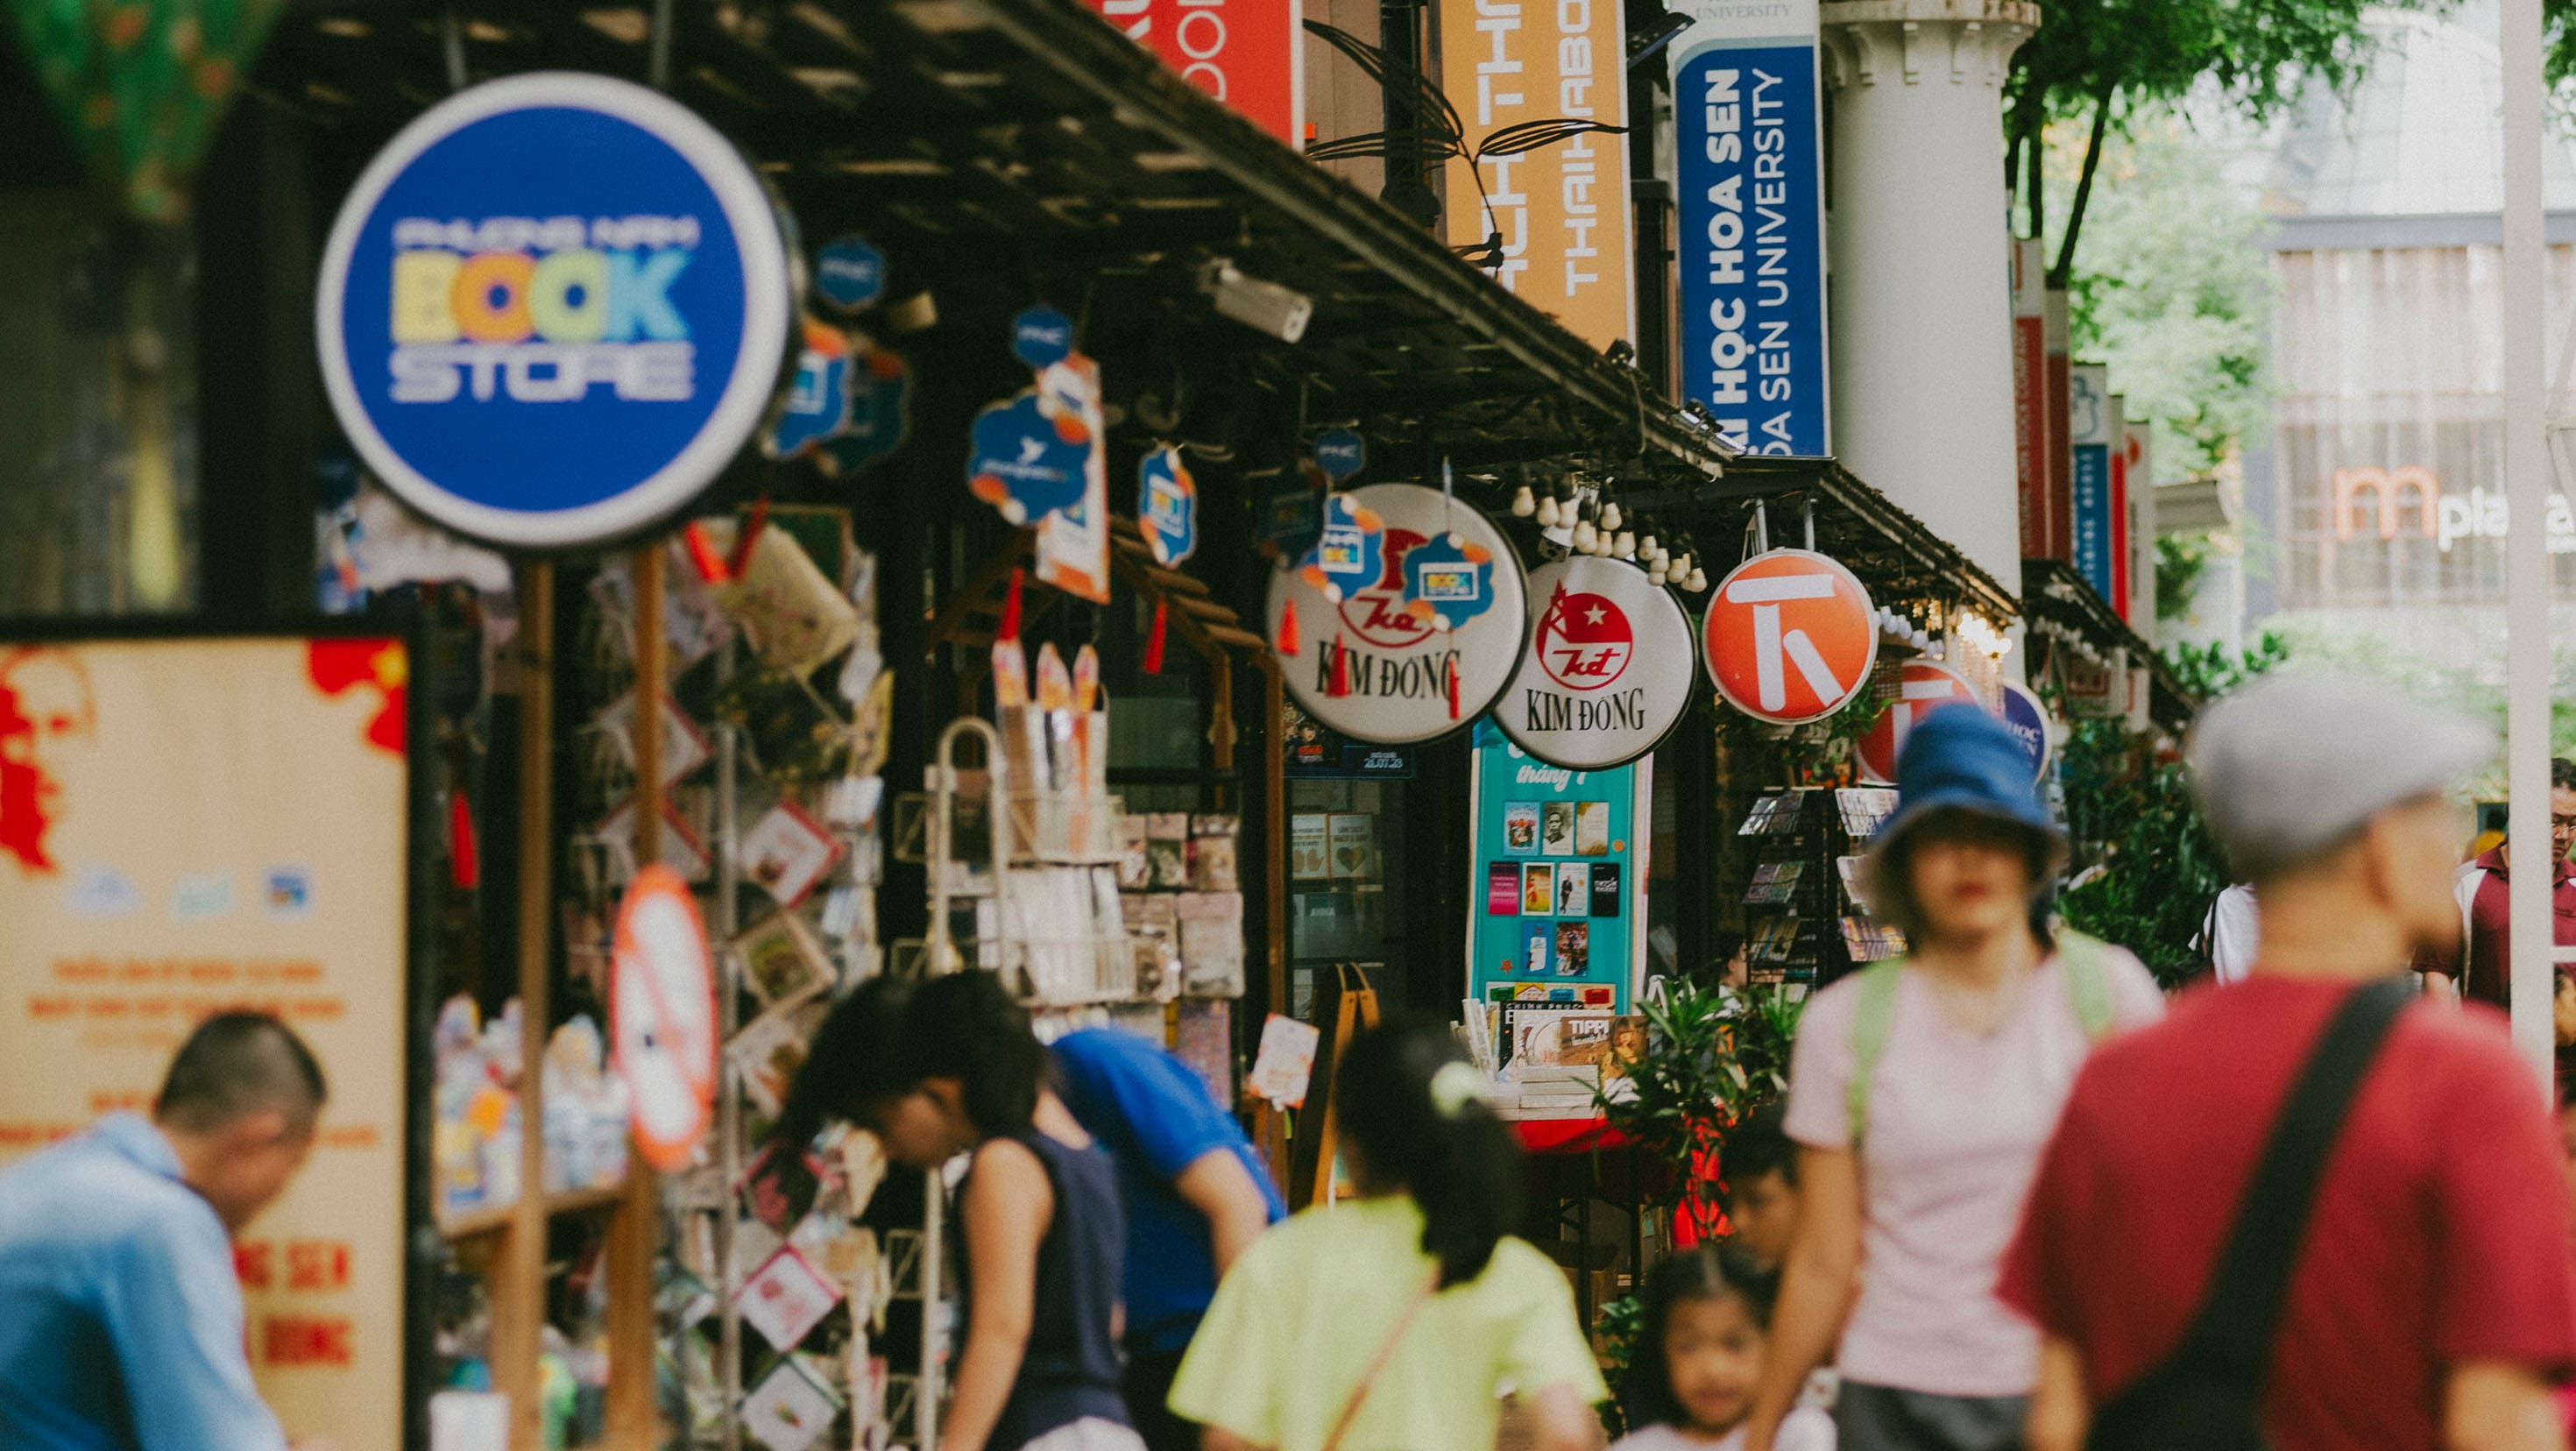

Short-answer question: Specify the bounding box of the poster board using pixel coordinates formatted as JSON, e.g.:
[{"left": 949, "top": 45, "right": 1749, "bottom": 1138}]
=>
[
  {"left": 0, "top": 632, "right": 421, "bottom": 1449},
  {"left": 1463, "top": 718, "right": 1649, "bottom": 1020}
]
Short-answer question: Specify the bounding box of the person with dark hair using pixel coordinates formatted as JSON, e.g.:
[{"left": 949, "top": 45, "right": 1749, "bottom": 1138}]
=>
[
  {"left": 2002, "top": 674, "right": 2576, "bottom": 1451},
  {"left": 1168, "top": 1015, "right": 1605, "bottom": 1451},
  {"left": 0, "top": 1010, "right": 329, "bottom": 1450},
  {"left": 1615, "top": 1246, "right": 1834, "bottom": 1451},
  {"left": 782, "top": 971, "right": 1139, "bottom": 1451},
  {"left": 1745, "top": 706, "right": 2163, "bottom": 1451},
  {"left": 1046, "top": 1026, "right": 1284, "bottom": 1451},
  {"left": 2421, "top": 755, "right": 2576, "bottom": 1008},
  {"left": 1721, "top": 1102, "right": 1800, "bottom": 1272}
]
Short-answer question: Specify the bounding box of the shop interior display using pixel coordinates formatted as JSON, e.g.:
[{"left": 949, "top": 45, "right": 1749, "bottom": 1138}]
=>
[{"left": 1737, "top": 785, "right": 1904, "bottom": 988}]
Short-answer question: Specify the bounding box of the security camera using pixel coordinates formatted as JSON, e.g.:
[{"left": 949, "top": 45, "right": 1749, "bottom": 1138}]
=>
[{"left": 1200, "top": 259, "right": 1313, "bottom": 344}]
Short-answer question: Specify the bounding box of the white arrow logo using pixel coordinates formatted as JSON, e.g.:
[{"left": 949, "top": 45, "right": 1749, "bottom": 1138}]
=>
[{"left": 1725, "top": 573, "right": 1849, "bottom": 712}]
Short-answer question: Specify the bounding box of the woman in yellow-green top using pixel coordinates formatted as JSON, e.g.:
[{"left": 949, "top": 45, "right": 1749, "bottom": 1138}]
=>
[{"left": 1170, "top": 1017, "right": 1608, "bottom": 1451}]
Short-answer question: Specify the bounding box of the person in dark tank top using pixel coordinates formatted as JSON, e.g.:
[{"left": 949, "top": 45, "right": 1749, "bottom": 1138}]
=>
[{"left": 781, "top": 970, "right": 1143, "bottom": 1451}]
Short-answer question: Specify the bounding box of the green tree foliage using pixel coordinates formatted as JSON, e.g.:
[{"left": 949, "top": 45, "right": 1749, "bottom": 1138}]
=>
[
  {"left": 2041, "top": 111, "right": 2278, "bottom": 479},
  {"left": 2005, "top": 0, "right": 2375, "bottom": 285},
  {"left": 2058, "top": 635, "right": 2287, "bottom": 983}
]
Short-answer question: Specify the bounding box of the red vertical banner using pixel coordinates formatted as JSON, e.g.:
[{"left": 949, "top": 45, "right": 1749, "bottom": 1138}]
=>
[
  {"left": 2044, "top": 286, "right": 2075, "bottom": 562},
  {"left": 2011, "top": 238, "right": 2053, "bottom": 559},
  {"left": 2107, "top": 394, "right": 2131, "bottom": 622},
  {"left": 1079, "top": 0, "right": 1305, "bottom": 145},
  {"left": 2124, "top": 419, "right": 2156, "bottom": 630}
]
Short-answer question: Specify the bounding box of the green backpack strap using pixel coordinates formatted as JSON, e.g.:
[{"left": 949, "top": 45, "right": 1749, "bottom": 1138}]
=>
[
  {"left": 1845, "top": 959, "right": 1907, "bottom": 1148},
  {"left": 2057, "top": 931, "right": 2119, "bottom": 1043}
]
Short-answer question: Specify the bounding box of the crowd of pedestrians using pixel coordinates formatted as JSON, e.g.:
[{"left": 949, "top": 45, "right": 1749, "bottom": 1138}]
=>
[{"left": 9, "top": 668, "right": 2576, "bottom": 1451}]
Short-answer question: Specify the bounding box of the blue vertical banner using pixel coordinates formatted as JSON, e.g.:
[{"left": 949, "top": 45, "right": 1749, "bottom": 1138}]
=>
[
  {"left": 1674, "top": 0, "right": 1829, "bottom": 456},
  {"left": 2068, "top": 363, "right": 2116, "bottom": 603}
]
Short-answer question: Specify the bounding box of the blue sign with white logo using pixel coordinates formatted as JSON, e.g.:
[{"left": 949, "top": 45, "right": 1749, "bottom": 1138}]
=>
[
  {"left": 315, "top": 72, "right": 793, "bottom": 550},
  {"left": 1313, "top": 428, "right": 1366, "bottom": 482},
  {"left": 1138, "top": 445, "right": 1200, "bottom": 567},
  {"left": 1997, "top": 679, "right": 2053, "bottom": 782},
  {"left": 1012, "top": 307, "right": 1074, "bottom": 369},
  {"left": 1675, "top": 24, "right": 1829, "bottom": 456},
  {"left": 814, "top": 236, "right": 887, "bottom": 312}
]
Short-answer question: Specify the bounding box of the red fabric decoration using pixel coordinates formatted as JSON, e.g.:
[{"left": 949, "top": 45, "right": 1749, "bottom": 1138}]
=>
[
  {"left": 681, "top": 520, "right": 730, "bottom": 584},
  {"left": 728, "top": 494, "right": 772, "bottom": 577},
  {"left": 448, "top": 787, "right": 479, "bottom": 889},
  {"left": 1143, "top": 601, "right": 1168, "bottom": 675},
  {"left": 1276, "top": 597, "right": 1300, "bottom": 656},
  {"left": 1327, "top": 634, "right": 1350, "bottom": 697},
  {"left": 998, "top": 568, "right": 1024, "bottom": 642},
  {"left": 1447, "top": 657, "right": 1461, "bottom": 719}
]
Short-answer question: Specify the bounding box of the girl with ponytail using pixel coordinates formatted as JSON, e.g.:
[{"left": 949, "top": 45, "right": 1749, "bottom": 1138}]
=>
[
  {"left": 781, "top": 970, "right": 1142, "bottom": 1451},
  {"left": 1168, "top": 1015, "right": 1605, "bottom": 1451}
]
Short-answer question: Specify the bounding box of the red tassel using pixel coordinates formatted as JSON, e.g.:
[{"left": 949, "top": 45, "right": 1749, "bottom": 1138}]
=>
[
  {"left": 1277, "top": 597, "right": 1301, "bottom": 656},
  {"left": 999, "top": 568, "right": 1024, "bottom": 642},
  {"left": 1447, "top": 658, "right": 1461, "bottom": 720},
  {"left": 728, "top": 493, "right": 772, "bottom": 577},
  {"left": 681, "top": 520, "right": 730, "bottom": 584},
  {"left": 1328, "top": 634, "right": 1350, "bottom": 697},
  {"left": 1143, "top": 600, "right": 1168, "bottom": 675},
  {"left": 448, "top": 788, "right": 479, "bottom": 889}
]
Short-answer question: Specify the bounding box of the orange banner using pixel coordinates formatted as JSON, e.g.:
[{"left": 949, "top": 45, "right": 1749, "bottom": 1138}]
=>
[{"left": 1439, "top": 0, "right": 1636, "bottom": 350}]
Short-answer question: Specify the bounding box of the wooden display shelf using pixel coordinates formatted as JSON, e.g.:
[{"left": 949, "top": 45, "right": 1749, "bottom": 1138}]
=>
[{"left": 439, "top": 1180, "right": 635, "bottom": 1243}]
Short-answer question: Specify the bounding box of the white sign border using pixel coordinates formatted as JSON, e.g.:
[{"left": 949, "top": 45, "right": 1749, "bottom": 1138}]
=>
[
  {"left": 315, "top": 71, "right": 794, "bottom": 552},
  {"left": 1497, "top": 555, "right": 1698, "bottom": 770}
]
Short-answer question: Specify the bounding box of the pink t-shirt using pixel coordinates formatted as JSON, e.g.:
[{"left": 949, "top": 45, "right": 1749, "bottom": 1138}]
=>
[{"left": 1781, "top": 950, "right": 2163, "bottom": 1397}]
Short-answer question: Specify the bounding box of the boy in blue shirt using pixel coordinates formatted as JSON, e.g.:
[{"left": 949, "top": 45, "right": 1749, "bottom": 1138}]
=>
[{"left": 1050, "top": 1026, "right": 1285, "bottom": 1451}]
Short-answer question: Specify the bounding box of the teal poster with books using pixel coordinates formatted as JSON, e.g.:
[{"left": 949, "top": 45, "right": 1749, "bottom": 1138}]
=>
[{"left": 1463, "top": 718, "right": 1648, "bottom": 1019}]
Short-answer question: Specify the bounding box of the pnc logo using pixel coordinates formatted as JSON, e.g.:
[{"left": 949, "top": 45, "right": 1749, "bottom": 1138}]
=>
[
  {"left": 1342, "top": 527, "right": 1437, "bottom": 648},
  {"left": 385, "top": 214, "right": 702, "bottom": 405},
  {"left": 1535, "top": 586, "right": 1633, "bottom": 691}
]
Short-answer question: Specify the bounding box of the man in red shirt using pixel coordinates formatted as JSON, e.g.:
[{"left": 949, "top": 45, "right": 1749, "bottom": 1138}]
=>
[
  {"left": 2001, "top": 672, "right": 2576, "bottom": 1451},
  {"left": 2422, "top": 757, "right": 2576, "bottom": 1008}
]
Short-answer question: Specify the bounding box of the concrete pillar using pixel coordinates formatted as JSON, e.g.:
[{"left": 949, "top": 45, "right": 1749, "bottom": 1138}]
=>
[{"left": 1820, "top": 0, "right": 2038, "bottom": 594}]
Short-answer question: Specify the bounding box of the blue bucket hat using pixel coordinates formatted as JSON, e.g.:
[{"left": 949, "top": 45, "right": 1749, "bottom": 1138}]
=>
[{"left": 1876, "top": 702, "right": 2062, "bottom": 853}]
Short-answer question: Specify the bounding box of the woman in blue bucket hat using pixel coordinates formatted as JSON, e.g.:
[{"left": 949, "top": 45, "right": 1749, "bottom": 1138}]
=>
[{"left": 1744, "top": 705, "right": 2164, "bottom": 1451}]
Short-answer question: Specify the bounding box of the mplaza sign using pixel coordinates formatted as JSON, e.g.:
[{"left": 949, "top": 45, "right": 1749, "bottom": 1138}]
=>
[{"left": 2332, "top": 465, "right": 2576, "bottom": 555}]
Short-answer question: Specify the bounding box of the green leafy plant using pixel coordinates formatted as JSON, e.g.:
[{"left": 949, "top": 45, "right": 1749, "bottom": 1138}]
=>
[
  {"left": 1596, "top": 981, "right": 1806, "bottom": 1259},
  {"left": 2056, "top": 634, "right": 2284, "bottom": 984}
]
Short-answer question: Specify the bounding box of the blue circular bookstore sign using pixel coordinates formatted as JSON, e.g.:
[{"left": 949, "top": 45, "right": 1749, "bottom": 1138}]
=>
[{"left": 316, "top": 73, "right": 794, "bottom": 549}]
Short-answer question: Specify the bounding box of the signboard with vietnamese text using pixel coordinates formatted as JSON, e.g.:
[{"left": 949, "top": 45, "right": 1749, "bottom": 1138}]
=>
[
  {"left": 1438, "top": 0, "right": 1636, "bottom": 350},
  {"left": 0, "top": 634, "right": 415, "bottom": 1450},
  {"left": 1079, "top": 0, "right": 1304, "bottom": 145},
  {"left": 1673, "top": 0, "right": 1829, "bottom": 454},
  {"left": 2069, "top": 363, "right": 2116, "bottom": 605}
]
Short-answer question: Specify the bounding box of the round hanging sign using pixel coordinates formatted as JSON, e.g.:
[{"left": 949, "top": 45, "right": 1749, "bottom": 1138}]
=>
[
  {"left": 611, "top": 864, "right": 719, "bottom": 1172},
  {"left": 1702, "top": 549, "right": 1879, "bottom": 725},
  {"left": 1497, "top": 556, "right": 1695, "bottom": 768},
  {"left": 1854, "top": 660, "right": 1982, "bottom": 784},
  {"left": 1997, "top": 678, "right": 2054, "bottom": 782},
  {"left": 1265, "top": 483, "right": 1528, "bottom": 745},
  {"left": 315, "top": 72, "right": 796, "bottom": 550}
]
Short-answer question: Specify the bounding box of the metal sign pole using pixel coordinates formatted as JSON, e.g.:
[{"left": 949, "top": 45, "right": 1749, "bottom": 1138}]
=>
[{"left": 2502, "top": 0, "right": 2551, "bottom": 1087}]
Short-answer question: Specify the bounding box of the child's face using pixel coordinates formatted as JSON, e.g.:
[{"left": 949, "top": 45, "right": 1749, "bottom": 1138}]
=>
[
  {"left": 2555, "top": 974, "right": 2576, "bottom": 1048},
  {"left": 1724, "top": 1170, "right": 1800, "bottom": 1271},
  {"left": 1664, "top": 1292, "right": 1766, "bottom": 1436}
]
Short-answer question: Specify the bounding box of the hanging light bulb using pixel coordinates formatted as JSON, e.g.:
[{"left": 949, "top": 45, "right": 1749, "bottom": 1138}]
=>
[
  {"left": 1668, "top": 551, "right": 1691, "bottom": 580},
  {"left": 1601, "top": 500, "right": 1623, "bottom": 531},
  {"left": 1570, "top": 505, "right": 1598, "bottom": 552},
  {"left": 1638, "top": 533, "right": 1659, "bottom": 561},
  {"left": 1536, "top": 488, "right": 1561, "bottom": 527},
  {"left": 1648, "top": 563, "right": 1668, "bottom": 585},
  {"left": 1510, "top": 483, "right": 1537, "bottom": 517},
  {"left": 1614, "top": 529, "right": 1637, "bottom": 559},
  {"left": 1685, "top": 566, "right": 1709, "bottom": 592}
]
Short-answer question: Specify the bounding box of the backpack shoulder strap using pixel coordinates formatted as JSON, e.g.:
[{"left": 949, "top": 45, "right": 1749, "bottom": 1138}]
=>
[
  {"left": 1846, "top": 959, "right": 1906, "bottom": 1148},
  {"left": 2168, "top": 977, "right": 2412, "bottom": 1389},
  {"left": 2057, "top": 931, "right": 2119, "bottom": 1043}
]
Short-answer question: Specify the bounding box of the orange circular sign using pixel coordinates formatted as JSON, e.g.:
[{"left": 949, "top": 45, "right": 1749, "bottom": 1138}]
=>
[
  {"left": 1702, "top": 549, "right": 1879, "bottom": 725},
  {"left": 612, "top": 865, "right": 718, "bottom": 1172},
  {"left": 1854, "top": 661, "right": 1981, "bottom": 784}
]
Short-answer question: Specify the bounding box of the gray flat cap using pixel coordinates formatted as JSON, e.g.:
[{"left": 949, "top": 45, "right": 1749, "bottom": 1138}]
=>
[{"left": 2188, "top": 669, "right": 2494, "bottom": 881}]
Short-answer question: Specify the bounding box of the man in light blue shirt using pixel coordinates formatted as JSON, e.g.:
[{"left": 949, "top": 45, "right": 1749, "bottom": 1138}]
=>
[{"left": 0, "top": 1011, "right": 327, "bottom": 1450}]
